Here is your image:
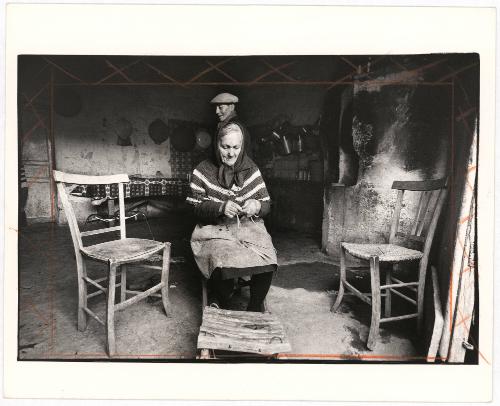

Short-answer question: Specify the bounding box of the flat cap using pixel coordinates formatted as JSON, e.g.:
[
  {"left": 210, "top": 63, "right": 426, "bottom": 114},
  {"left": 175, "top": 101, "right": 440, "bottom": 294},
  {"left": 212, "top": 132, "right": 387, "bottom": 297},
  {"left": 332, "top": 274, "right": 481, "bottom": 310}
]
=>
[{"left": 210, "top": 92, "right": 239, "bottom": 104}]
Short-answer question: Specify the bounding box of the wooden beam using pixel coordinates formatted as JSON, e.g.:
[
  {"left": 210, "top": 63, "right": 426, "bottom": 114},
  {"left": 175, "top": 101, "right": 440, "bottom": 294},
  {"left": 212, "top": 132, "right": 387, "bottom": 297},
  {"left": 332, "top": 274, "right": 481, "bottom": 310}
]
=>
[
  {"left": 22, "top": 84, "right": 49, "bottom": 109},
  {"left": 104, "top": 59, "right": 133, "bottom": 83},
  {"left": 437, "top": 62, "right": 479, "bottom": 82},
  {"left": 260, "top": 59, "right": 297, "bottom": 82},
  {"left": 186, "top": 57, "right": 234, "bottom": 83},
  {"left": 206, "top": 60, "right": 238, "bottom": 82},
  {"left": 44, "top": 57, "right": 86, "bottom": 83},
  {"left": 94, "top": 57, "right": 143, "bottom": 84},
  {"left": 250, "top": 60, "right": 296, "bottom": 83},
  {"left": 145, "top": 62, "right": 187, "bottom": 87},
  {"left": 340, "top": 56, "right": 357, "bottom": 70}
]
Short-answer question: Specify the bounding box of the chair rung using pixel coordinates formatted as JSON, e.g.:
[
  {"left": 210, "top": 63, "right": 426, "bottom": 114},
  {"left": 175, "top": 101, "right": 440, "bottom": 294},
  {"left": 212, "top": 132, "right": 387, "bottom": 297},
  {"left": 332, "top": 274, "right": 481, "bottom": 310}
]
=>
[
  {"left": 83, "top": 276, "right": 121, "bottom": 292},
  {"left": 126, "top": 289, "right": 161, "bottom": 298},
  {"left": 115, "top": 282, "right": 164, "bottom": 311},
  {"left": 380, "top": 313, "right": 418, "bottom": 323},
  {"left": 380, "top": 282, "right": 419, "bottom": 290},
  {"left": 346, "top": 266, "right": 370, "bottom": 272},
  {"left": 139, "top": 264, "right": 162, "bottom": 270},
  {"left": 83, "top": 276, "right": 107, "bottom": 292},
  {"left": 389, "top": 288, "right": 417, "bottom": 305},
  {"left": 83, "top": 307, "right": 105, "bottom": 325},
  {"left": 391, "top": 276, "right": 418, "bottom": 291},
  {"left": 87, "top": 290, "right": 105, "bottom": 299},
  {"left": 81, "top": 226, "right": 121, "bottom": 237},
  {"left": 344, "top": 281, "right": 371, "bottom": 305}
]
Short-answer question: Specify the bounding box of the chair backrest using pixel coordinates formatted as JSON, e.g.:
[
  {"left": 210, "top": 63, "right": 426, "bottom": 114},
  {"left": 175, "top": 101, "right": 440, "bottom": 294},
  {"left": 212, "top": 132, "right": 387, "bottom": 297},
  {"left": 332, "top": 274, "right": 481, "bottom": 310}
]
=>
[
  {"left": 389, "top": 178, "right": 448, "bottom": 257},
  {"left": 53, "top": 170, "right": 130, "bottom": 253}
]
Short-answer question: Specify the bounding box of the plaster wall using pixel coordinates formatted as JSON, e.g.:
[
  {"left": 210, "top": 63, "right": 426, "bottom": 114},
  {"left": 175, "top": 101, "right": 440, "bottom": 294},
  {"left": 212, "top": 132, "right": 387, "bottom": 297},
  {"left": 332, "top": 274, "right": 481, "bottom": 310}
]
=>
[{"left": 54, "top": 86, "right": 214, "bottom": 177}]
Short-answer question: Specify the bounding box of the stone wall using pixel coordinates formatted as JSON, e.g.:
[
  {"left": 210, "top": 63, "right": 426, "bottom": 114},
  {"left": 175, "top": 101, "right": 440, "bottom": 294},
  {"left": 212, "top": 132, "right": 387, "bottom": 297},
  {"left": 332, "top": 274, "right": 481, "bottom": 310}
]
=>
[{"left": 323, "top": 71, "right": 451, "bottom": 256}]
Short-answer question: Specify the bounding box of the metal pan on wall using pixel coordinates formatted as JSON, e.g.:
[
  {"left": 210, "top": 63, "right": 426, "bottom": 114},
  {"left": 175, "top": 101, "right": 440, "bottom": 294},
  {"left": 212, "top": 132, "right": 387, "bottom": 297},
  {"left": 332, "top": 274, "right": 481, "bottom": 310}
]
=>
[
  {"left": 148, "top": 118, "right": 170, "bottom": 145},
  {"left": 195, "top": 129, "right": 212, "bottom": 150}
]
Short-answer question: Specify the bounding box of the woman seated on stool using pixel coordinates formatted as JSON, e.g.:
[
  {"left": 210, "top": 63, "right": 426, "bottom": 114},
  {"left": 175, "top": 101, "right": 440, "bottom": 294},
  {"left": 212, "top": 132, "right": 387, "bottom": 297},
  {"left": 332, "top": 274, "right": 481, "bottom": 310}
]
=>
[{"left": 187, "top": 123, "right": 277, "bottom": 312}]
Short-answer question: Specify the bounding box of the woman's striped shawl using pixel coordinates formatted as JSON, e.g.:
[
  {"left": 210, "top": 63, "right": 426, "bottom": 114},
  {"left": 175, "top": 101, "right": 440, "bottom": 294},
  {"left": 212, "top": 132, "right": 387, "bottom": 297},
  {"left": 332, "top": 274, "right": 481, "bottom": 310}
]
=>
[{"left": 187, "top": 160, "right": 271, "bottom": 208}]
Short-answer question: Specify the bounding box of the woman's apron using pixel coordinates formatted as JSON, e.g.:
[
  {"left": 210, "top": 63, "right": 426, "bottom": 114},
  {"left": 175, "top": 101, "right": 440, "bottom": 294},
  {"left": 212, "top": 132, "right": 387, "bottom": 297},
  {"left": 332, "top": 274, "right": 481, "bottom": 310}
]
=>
[{"left": 190, "top": 216, "right": 277, "bottom": 279}]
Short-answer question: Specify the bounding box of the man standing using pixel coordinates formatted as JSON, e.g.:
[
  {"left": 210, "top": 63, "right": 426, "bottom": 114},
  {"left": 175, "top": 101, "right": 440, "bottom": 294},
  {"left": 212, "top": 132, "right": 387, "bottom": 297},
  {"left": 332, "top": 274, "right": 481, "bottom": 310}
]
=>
[{"left": 210, "top": 92, "right": 252, "bottom": 157}]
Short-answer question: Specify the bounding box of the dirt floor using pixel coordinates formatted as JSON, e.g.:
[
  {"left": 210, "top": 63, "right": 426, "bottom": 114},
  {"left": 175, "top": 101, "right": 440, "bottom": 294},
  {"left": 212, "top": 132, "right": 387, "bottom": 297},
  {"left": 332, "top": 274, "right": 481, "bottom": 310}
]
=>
[{"left": 17, "top": 214, "right": 420, "bottom": 361}]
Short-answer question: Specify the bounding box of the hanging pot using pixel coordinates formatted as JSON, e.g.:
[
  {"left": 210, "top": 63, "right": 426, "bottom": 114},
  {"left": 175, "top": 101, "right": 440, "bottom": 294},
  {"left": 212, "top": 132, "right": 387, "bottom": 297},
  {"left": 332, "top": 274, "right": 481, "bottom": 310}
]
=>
[
  {"left": 148, "top": 119, "right": 170, "bottom": 145},
  {"left": 115, "top": 117, "right": 133, "bottom": 146}
]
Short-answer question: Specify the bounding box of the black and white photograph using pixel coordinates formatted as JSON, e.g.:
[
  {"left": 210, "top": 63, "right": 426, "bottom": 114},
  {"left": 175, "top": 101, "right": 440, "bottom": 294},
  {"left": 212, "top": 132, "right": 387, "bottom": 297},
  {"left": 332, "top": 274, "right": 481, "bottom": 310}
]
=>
[
  {"left": 4, "top": 4, "right": 495, "bottom": 402},
  {"left": 16, "top": 52, "right": 479, "bottom": 362}
]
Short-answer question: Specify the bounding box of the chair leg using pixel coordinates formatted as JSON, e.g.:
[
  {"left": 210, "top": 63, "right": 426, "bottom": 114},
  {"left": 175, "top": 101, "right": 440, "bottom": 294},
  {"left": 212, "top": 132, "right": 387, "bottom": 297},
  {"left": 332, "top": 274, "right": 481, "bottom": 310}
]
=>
[
  {"left": 384, "top": 265, "right": 392, "bottom": 318},
  {"left": 77, "top": 254, "right": 88, "bottom": 332},
  {"left": 199, "top": 349, "right": 210, "bottom": 359},
  {"left": 201, "top": 278, "right": 208, "bottom": 308},
  {"left": 106, "top": 263, "right": 117, "bottom": 357},
  {"left": 331, "top": 244, "right": 346, "bottom": 312},
  {"left": 120, "top": 265, "right": 127, "bottom": 303},
  {"left": 417, "top": 261, "right": 428, "bottom": 332},
  {"left": 367, "top": 256, "right": 381, "bottom": 350},
  {"left": 160, "top": 244, "right": 171, "bottom": 316}
]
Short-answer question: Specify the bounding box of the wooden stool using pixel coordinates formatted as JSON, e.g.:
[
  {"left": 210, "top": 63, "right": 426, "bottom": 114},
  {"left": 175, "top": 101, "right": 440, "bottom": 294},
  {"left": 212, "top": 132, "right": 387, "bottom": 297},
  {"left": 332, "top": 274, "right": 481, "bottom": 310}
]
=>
[{"left": 197, "top": 306, "right": 291, "bottom": 359}]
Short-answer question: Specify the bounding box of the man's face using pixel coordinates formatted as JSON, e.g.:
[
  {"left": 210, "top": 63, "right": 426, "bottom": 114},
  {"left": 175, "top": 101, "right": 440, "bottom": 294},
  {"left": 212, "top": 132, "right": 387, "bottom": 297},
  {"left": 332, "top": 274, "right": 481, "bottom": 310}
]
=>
[{"left": 215, "top": 103, "right": 235, "bottom": 122}]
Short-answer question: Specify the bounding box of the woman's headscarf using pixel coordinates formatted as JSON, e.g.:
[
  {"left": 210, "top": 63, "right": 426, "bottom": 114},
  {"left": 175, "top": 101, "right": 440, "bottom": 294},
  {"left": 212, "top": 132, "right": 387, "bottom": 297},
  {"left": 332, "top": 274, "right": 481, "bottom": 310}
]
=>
[{"left": 214, "top": 123, "right": 256, "bottom": 189}]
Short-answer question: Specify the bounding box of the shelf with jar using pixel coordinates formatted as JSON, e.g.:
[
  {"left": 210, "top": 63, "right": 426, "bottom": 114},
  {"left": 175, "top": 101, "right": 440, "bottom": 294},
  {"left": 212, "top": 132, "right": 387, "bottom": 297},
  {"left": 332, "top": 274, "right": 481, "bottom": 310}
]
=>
[{"left": 251, "top": 118, "right": 324, "bottom": 183}]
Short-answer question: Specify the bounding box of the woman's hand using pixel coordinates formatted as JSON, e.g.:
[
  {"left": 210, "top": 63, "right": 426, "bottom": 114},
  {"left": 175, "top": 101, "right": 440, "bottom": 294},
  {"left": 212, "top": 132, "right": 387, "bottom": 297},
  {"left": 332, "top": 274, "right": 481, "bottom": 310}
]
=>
[
  {"left": 241, "top": 199, "right": 261, "bottom": 217},
  {"left": 223, "top": 200, "right": 243, "bottom": 218}
]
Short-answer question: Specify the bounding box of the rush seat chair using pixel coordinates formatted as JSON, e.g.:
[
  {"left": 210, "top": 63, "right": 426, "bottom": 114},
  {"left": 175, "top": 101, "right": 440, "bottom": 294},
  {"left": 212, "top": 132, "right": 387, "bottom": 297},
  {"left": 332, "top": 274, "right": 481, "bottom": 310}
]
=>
[
  {"left": 53, "top": 170, "right": 171, "bottom": 356},
  {"left": 331, "top": 178, "right": 448, "bottom": 350}
]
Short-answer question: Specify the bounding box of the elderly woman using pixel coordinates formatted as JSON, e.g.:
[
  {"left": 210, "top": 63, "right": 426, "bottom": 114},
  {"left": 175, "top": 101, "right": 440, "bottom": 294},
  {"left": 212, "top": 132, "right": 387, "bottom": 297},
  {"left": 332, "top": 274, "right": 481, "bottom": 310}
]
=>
[{"left": 187, "top": 123, "right": 277, "bottom": 312}]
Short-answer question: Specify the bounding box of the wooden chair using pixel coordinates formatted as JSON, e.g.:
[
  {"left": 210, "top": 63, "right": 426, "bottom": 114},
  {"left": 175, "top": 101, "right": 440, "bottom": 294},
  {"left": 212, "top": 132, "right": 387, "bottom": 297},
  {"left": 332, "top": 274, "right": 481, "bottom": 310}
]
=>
[
  {"left": 53, "top": 170, "right": 171, "bottom": 357},
  {"left": 331, "top": 178, "right": 448, "bottom": 350}
]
